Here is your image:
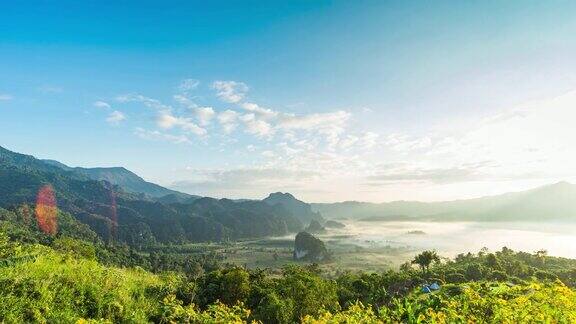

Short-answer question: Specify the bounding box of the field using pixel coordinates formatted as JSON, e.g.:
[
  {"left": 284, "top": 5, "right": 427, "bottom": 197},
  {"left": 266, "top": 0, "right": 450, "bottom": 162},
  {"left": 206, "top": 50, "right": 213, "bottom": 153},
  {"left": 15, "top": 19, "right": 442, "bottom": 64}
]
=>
[
  {"left": 157, "top": 229, "right": 418, "bottom": 274},
  {"left": 151, "top": 218, "right": 576, "bottom": 274}
]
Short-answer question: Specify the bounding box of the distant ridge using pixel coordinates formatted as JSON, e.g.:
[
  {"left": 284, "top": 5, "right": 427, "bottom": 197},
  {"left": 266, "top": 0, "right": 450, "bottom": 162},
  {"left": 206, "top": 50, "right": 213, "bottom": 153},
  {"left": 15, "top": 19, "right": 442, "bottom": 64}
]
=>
[
  {"left": 312, "top": 181, "right": 576, "bottom": 222},
  {"left": 43, "top": 159, "right": 198, "bottom": 200}
]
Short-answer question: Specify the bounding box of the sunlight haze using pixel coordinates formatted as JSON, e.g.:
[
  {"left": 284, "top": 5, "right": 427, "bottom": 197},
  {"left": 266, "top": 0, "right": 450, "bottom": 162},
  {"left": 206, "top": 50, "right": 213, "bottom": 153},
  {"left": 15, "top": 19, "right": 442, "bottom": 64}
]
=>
[{"left": 2, "top": 1, "right": 576, "bottom": 202}]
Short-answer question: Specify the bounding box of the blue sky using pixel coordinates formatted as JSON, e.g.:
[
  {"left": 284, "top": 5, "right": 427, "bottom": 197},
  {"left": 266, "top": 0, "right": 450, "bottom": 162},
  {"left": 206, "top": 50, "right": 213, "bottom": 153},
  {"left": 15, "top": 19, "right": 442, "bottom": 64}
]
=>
[{"left": 2, "top": 1, "right": 576, "bottom": 202}]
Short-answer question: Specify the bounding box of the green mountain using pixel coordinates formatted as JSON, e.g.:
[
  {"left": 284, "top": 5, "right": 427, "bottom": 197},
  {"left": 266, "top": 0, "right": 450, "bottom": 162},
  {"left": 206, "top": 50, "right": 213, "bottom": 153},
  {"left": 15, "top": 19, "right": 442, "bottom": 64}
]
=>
[
  {"left": 0, "top": 145, "right": 302, "bottom": 246},
  {"left": 264, "top": 192, "right": 324, "bottom": 226},
  {"left": 43, "top": 159, "right": 198, "bottom": 200},
  {"left": 312, "top": 181, "right": 576, "bottom": 222}
]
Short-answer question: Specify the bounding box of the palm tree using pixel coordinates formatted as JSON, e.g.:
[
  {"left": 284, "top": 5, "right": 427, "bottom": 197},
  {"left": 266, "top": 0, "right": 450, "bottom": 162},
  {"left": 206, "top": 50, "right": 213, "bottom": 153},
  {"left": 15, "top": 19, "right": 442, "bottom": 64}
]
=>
[
  {"left": 412, "top": 250, "right": 440, "bottom": 273},
  {"left": 535, "top": 249, "right": 548, "bottom": 265}
]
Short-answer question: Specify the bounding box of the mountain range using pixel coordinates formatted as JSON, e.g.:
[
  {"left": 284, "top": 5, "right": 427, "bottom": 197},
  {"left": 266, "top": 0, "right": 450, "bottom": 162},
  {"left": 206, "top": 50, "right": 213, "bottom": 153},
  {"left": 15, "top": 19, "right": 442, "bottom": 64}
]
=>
[
  {"left": 312, "top": 181, "right": 576, "bottom": 222},
  {"left": 42, "top": 159, "right": 198, "bottom": 200},
  {"left": 2, "top": 143, "right": 576, "bottom": 249},
  {"left": 0, "top": 145, "right": 318, "bottom": 246}
]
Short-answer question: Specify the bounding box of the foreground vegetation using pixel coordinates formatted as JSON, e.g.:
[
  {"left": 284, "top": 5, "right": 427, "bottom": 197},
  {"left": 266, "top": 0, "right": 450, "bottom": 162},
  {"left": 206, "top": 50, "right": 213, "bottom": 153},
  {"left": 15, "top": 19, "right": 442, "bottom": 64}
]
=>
[{"left": 2, "top": 208, "right": 576, "bottom": 323}]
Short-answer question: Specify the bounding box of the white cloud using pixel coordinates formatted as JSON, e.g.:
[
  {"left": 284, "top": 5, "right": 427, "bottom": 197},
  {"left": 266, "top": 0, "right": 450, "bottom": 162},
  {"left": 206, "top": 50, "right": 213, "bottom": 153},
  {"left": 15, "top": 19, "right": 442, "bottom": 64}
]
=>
[
  {"left": 240, "top": 113, "right": 274, "bottom": 137},
  {"left": 277, "top": 110, "right": 350, "bottom": 130},
  {"left": 116, "top": 93, "right": 208, "bottom": 137},
  {"left": 173, "top": 94, "right": 198, "bottom": 109},
  {"left": 367, "top": 164, "right": 485, "bottom": 185},
  {"left": 111, "top": 82, "right": 384, "bottom": 200},
  {"left": 0, "top": 94, "right": 13, "bottom": 101},
  {"left": 240, "top": 102, "right": 278, "bottom": 119},
  {"left": 194, "top": 107, "right": 215, "bottom": 126},
  {"left": 339, "top": 135, "right": 359, "bottom": 149},
  {"left": 373, "top": 89, "right": 576, "bottom": 187},
  {"left": 455, "top": 90, "right": 576, "bottom": 179},
  {"left": 358, "top": 132, "right": 379, "bottom": 150},
  {"left": 217, "top": 110, "right": 239, "bottom": 133},
  {"left": 93, "top": 101, "right": 111, "bottom": 109},
  {"left": 157, "top": 111, "right": 207, "bottom": 136},
  {"left": 116, "top": 94, "right": 172, "bottom": 111},
  {"left": 106, "top": 110, "right": 126, "bottom": 125},
  {"left": 157, "top": 113, "right": 179, "bottom": 129},
  {"left": 171, "top": 167, "right": 321, "bottom": 197},
  {"left": 383, "top": 134, "right": 432, "bottom": 153},
  {"left": 178, "top": 78, "right": 200, "bottom": 93},
  {"left": 212, "top": 80, "right": 249, "bottom": 103},
  {"left": 134, "top": 128, "right": 191, "bottom": 144},
  {"left": 231, "top": 101, "right": 354, "bottom": 147}
]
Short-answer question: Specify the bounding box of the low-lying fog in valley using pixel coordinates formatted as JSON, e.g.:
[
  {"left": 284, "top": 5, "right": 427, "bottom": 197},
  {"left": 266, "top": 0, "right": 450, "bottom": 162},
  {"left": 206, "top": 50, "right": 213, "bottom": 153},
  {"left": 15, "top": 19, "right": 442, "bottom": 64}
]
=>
[
  {"left": 322, "top": 220, "right": 576, "bottom": 259},
  {"left": 229, "top": 217, "right": 576, "bottom": 273}
]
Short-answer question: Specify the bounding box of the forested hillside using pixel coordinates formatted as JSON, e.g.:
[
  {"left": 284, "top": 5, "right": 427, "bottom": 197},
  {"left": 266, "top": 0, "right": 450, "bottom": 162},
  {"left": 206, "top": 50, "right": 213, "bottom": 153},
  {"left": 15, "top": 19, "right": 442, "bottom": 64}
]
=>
[
  {"left": 43, "top": 159, "right": 199, "bottom": 200},
  {"left": 264, "top": 192, "right": 324, "bottom": 225},
  {"left": 1, "top": 209, "right": 575, "bottom": 323},
  {"left": 0, "top": 146, "right": 305, "bottom": 246}
]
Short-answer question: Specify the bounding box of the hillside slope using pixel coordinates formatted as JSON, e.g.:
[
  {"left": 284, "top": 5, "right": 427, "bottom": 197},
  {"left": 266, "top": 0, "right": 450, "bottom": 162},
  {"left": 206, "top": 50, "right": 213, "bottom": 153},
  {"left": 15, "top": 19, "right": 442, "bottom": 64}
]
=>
[
  {"left": 264, "top": 192, "right": 323, "bottom": 226},
  {"left": 43, "top": 159, "right": 197, "bottom": 200},
  {"left": 0, "top": 145, "right": 302, "bottom": 245}
]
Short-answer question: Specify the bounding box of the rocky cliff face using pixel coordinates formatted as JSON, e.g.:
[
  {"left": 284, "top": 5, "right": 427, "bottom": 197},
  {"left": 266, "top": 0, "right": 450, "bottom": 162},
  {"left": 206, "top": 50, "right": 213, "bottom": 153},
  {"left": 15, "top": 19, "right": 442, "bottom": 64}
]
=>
[{"left": 293, "top": 231, "right": 329, "bottom": 262}]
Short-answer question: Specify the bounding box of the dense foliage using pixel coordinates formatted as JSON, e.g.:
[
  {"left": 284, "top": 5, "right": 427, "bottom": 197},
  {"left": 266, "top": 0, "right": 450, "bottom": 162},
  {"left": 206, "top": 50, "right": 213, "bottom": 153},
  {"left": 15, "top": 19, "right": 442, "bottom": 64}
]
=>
[
  {"left": 0, "top": 146, "right": 309, "bottom": 246},
  {"left": 1, "top": 217, "right": 576, "bottom": 323},
  {"left": 2, "top": 146, "right": 576, "bottom": 322}
]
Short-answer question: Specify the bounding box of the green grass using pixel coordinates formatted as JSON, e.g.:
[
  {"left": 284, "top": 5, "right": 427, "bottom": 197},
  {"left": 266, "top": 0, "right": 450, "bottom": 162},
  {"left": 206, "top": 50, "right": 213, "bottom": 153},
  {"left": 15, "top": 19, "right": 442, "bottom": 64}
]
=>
[{"left": 0, "top": 248, "right": 164, "bottom": 323}]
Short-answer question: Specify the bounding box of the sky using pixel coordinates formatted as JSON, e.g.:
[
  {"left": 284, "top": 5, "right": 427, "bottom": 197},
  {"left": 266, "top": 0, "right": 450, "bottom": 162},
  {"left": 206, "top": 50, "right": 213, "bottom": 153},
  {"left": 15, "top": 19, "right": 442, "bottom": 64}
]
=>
[{"left": 1, "top": 1, "right": 576, "bottom": 202}]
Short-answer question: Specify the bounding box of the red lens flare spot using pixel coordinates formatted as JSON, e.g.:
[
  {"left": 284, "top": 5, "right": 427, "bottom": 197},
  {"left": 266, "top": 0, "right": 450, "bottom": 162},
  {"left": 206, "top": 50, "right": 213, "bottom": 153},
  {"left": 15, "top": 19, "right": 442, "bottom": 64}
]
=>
[{"left": 35, "top": 185, "right": 58, "bottom": 235}]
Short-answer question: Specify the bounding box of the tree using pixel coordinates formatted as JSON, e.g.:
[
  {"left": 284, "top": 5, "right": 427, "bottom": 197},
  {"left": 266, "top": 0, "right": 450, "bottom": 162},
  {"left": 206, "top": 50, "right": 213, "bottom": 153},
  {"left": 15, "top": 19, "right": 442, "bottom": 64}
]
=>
[
  {"left": 255, "top": 292, "right": 294, "bottom": 324},
  {"left": 278, "top": 265, "right": 340, "bottom": 321},
  {"left": 535, "top": 249, "right": 548, "bottom": 265},
  {"left": 411, "top": 250, "right": 440, "bottom": 273},
  {"left": 485, "top": 253, "right": 502, "bottom": 270},
  {"left": 399, "top": 261, "right": 413, "bottom": 272},
  {"left": 221, "top": 267, "right": 251, "bottom": 306}
]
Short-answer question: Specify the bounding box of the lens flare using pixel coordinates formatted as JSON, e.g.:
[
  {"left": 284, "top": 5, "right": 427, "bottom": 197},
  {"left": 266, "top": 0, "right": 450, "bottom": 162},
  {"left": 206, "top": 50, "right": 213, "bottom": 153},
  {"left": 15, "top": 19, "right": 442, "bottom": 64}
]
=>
[
  {"left": 105, "top": 182, "right": 118, "bottom": 241},
  {"left": 35, "top": 185, "right": 58, "bottom": 235}
]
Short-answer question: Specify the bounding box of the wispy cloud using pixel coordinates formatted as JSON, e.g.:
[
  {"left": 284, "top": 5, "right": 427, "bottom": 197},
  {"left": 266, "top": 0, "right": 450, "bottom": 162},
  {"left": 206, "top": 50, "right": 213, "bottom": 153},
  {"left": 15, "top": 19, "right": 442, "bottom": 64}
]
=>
[
  {"left": 116, "top": 93, "right": 172, "bottom": 111},
  {"left": 93, "top": 101, "right": 111, "bottom": 109},
  {"left": 109, "top": 79, "right": 387, "bottom": 200},
  {"left": 212, "top": 80, "right": 248, "bottom": 103},
  {"left": 178, "top": 78, "right": 200, "bottom": 93},
  {"left": 240, "top": 113, "right": 274, "bottom": 137},
  {"left": 157, "top": 111, "right": 207, "bottom": 136},
  {"left": 106, "top": 110, "right": 126, "bottom": 125},
  {"left": 171, "top": 167, "right": 321, "bottom": 196},
  {"left": 217, "top": 110, "right": 239, "bottom": 134},
  {"left": 194, "top": 107, "right": 215, "bottom": 126},
  {"left": 367, "top": 166, "right": 483, "bottom": 185},
  {"left": 0, "top": 94, "right": 13, "bottom": 101},
  {"left": 134, "top": 128, "right": 191, "bottom": 144}
]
